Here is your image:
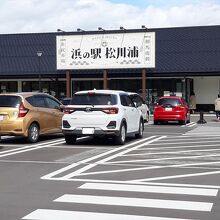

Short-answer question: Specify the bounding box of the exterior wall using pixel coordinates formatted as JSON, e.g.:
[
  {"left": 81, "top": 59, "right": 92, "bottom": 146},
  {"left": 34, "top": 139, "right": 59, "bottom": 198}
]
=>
[
  {"left": 2, "top": 75, "right": 220, "bottom": 112},
  {"left": 194, "top": 76, "right": 220, "bottom": 106}
]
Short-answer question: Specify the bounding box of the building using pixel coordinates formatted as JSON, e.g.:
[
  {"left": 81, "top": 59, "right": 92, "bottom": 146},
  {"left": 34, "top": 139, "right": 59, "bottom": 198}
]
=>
[{"left": 1, "top": 25, "right": 220, "bottom": 112}]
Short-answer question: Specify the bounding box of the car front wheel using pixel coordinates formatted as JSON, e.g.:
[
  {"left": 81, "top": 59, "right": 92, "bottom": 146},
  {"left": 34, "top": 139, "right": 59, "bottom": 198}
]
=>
[{"left": 27, "top": 123, "right": 39, "bottom": 143}]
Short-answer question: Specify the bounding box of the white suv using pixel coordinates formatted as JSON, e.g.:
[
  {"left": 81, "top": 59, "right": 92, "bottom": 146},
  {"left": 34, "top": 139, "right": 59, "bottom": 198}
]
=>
[{"left": 62, "top": 90, "right": 144, "bottom": 145}]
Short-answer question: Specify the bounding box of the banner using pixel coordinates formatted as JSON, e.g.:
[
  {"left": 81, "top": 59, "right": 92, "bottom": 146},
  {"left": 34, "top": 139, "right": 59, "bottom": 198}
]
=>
[{"left": 56, "top": 32, "right": 155, "bottom": 69}]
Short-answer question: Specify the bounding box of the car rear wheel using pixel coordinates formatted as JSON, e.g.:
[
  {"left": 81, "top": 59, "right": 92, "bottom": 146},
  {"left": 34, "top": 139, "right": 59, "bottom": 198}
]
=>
[
  {"left": 180, "top": 116, "right": 187, "bottom": 125},
  {"left": 65, "top": 135, "right": 77, "bottom": 145},
  {"left": 27, "top": 123, "right": 39, "bottom": 143},
  {"left": 154, "top": 120, "right": 158, "bottom": 125},
  {"left": 135, "top": 120, "right": 144, "bottom": 138},
  {"left": 115, "top": 123, "right": 126, "bottom": 145}
]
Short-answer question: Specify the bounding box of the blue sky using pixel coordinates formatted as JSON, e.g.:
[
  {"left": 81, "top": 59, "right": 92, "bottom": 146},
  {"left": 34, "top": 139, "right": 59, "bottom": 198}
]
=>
[
  {"left": 1, "top": 0, "right": 220, "bottom": 34},
  {"left": 110, "top": 0, "right": 220, "bottom": 7}
]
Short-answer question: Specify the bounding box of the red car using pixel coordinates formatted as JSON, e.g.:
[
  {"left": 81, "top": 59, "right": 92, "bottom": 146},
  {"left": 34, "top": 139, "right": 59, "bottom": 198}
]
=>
[{"left": 153, "top": 96, "right": 190, "bottom": 125}]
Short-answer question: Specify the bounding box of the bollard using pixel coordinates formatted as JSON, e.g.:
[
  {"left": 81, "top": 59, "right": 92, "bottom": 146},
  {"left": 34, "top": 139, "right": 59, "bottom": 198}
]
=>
[{"left": 197, "top": 111, "right": 207, "bottom": 124}]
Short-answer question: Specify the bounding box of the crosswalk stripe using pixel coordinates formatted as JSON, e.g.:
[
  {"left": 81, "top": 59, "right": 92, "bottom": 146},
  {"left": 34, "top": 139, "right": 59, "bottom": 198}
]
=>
[
  {"left": 21, "top": 209, "right": 194, "bottom": 220},
  {"left": 54, "top": 194, "right": 213, "bottom": 211},
  {"left": 79, "top": 182, "right": 218, "bottom": 196}
]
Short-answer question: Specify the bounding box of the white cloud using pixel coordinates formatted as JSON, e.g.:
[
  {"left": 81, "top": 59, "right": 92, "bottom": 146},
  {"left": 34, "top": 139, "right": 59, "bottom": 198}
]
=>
[{"left": 0, "top": 0, "right": 220, "bottom": 34}]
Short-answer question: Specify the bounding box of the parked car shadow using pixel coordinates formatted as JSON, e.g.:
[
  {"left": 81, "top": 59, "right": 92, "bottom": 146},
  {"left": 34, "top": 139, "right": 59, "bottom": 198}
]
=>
[{"left": 75, "top": 136, "right": 138, "bottom": 146}]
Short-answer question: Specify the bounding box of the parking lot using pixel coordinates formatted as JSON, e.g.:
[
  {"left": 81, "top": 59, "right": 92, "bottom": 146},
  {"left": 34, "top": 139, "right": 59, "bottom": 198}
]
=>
[{"left": 1, "top": 114, "right": 220, "bottom": 220}]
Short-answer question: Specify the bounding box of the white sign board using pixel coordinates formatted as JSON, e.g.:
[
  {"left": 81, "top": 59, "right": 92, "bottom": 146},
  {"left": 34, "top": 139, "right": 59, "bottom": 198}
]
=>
[{"left": 56, "top": 32, "right": 155, "bottom": 69}]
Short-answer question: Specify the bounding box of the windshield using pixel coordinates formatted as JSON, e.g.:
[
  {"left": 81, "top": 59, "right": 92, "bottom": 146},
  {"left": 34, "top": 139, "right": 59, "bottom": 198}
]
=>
[
  {"left": 70, "top": 94, "right": 117, "bottom": 105},
  {"left": 0, "top": 95, "right": 21, "bottom": 107}
]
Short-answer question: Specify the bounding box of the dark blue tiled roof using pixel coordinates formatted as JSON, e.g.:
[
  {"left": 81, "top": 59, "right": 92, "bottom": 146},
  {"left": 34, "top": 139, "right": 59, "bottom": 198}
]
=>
[
  {"left": 1, "top": 25, "right": 220, "bottom": 76},
  {"left": 151, "top": 25, "right": 220, "bottom": 74},
  {"left": 0, "top": 33, "right": 56, "bottom": 75}
]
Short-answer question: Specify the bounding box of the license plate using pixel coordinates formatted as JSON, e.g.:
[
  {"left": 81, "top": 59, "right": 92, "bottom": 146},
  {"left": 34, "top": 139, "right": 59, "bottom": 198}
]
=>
[
  {"left": 82, "top": 128, "right": 94, "bottom": 134},
  {"left": 0, "top": 115, "right": 3, "bottom": 121},
  {"left": 165, "top": 107, "right": 172, "bottom": 111}
]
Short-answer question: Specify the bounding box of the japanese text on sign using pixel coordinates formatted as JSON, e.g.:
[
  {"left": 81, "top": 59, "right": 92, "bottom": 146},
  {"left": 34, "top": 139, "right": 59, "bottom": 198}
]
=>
[{"left": 56, "top": 32, "right": 155, "bottom": 69}]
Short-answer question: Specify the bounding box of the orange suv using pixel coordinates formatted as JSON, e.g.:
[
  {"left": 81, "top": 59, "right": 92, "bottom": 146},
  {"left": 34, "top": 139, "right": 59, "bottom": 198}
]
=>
[{"left": 0, "top": 92, "right": 63, "bottom": 142}]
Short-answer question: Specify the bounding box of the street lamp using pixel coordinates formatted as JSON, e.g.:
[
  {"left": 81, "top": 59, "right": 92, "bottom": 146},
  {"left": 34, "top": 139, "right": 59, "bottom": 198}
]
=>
[
  {"left": 98, "top": 27, "right": 105, "bottom": 31},
  {"left": 37, "top": 51, "right": 42, "bottom": 92},
  {"left": 77, "top": 28, "right": 85, "bottom": 32},
  {"left": 141, "top": 25, "right": 148, "bottom": 29},
  {"left": 120, "top": 26, "right": 126, "bottom": 30},
  {"left": 57, "top": 29, "right": 65, "bottom": 32}
]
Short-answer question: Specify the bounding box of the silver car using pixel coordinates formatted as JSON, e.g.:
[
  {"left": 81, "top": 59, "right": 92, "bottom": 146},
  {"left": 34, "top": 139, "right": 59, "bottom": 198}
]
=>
[{"left": 128, "top": 92, "right": 150, "bottom": 123}]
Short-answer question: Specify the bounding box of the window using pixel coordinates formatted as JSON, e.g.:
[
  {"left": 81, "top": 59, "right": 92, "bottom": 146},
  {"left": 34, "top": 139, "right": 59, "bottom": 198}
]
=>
[
  {"left": 120, "top": 95, "right": 127, "bottom": 106},
  {"left": 125, "top": 96, "right": 135, "bottom": 107},
  {"left": 0, "top": 96, "right": 21, "bottom": 107},
  {"left": 158, "top": 98, "right": 181, "bottom": 107},
  {"left": 120, "top": 95, "right": 135, "bottom": 107},
  {"left": 45, "top": 97, "right": 60, "bottom": 109},
  {"left": 70, "top": 94, "right": 117, "bottom": 105},
  {"left": 26, "top": 95, "right": 46, "bottom": 108},
  {"left": 130, "top": 95, "right": 143, "bottom": 107}
]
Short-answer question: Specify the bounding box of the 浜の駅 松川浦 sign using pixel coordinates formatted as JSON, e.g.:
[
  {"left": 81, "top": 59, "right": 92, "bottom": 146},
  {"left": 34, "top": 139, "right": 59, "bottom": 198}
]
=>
[{"left": 56, "top": 32, "right": 155, "bottom": 70}]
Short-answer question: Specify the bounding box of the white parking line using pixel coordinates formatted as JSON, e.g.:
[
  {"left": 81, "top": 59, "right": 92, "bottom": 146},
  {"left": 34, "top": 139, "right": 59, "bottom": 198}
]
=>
[
  {"left": 76, "top": 165, "right": 162, "bottom": 177},
  {"left": 41, "top": 176, "right": 220, "bottom": 188},
  {"left": 22, "top": 209, "right": 192, "bottom": 220},
  {"left": 152, "top": 136, "right": 220, "bottom": 141},
  {"left": 188, "top": 123, "right": 197, "bottom": 128},
  {"left": 134, "top": 144, "right": 220, "bottom": 151},
  {"left": 41, "top": 136, "right": 158, "bottom": 180},
  {"left": 79, "top": 182, "right": 218, "bottom": 196},
  {"left": 148, "top": 139, "right": 220, "bottom": 146},
  {"left": 0, "top": 140, "right": 65, "bottom": 158},
  {"left": 0, "top": 159, "right": 68, "bottom": 164},
  {"left": 59, "top": 136, "right": 166, "bottom": 179},
  {"left": 54, "top": 194, "right": 213, "bottom": 211},
  {"left": 0, "top": 136, "right": 92, "bottom": 158},
  {"left": 130, "top": 170, "right": 220, "bottom": 183},
  {"left": 105, "top": 152, "right": 220, "bottom": 164},
  {"left": 73, "top": 154, "right": 220, "bottom": 180},
  {"left": 97, "top": 136, "right": 166, "bottom": 164},
  {"left": 123, "top": 147, "right": 220, "bottom": 157},
  {"left": 0, "top": 139, "right": 65, "bottom": 155},
  {"left": 181, "top": 122, "right": 196, "bottom": 128}
]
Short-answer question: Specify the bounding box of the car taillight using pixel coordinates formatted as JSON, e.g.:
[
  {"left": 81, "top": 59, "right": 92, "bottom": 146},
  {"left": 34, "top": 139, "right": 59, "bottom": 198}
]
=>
[
  {"left": 18, "top": 103, "right": 29, "bottom": 117},
  {"left": 64, "top": 108, "right": 75, "bottom": 114},
  {"left": 175, "top": 105, "right": 185, "bottom": 110},
  {"left": 154, "top": 104, "right": 160, "bottom": 110},
  {"left": 102, "top": 107, "right": 118, "bottom": 114}
]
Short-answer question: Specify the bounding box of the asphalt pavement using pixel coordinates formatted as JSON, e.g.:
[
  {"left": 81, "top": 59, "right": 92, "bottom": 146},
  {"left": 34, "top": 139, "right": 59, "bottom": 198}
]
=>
[{"left": 1, "top": 116, "right": 220, "bottom": 220}]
